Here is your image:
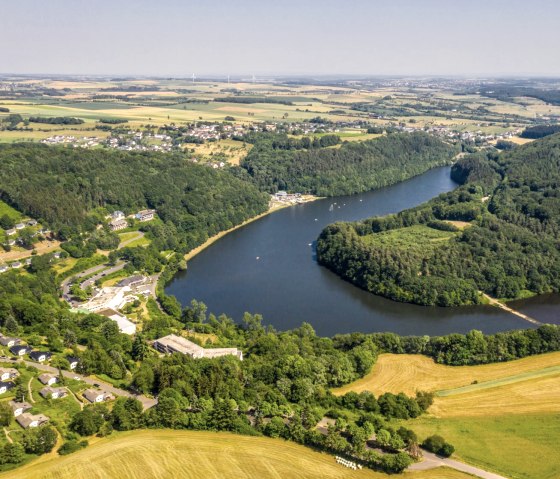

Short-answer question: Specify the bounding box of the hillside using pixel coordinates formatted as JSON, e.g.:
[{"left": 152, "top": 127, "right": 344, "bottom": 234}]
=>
[
  {"left": 2, "top": 430, "right": 473, "bottom": 479},
  {"left": 241, "top": 132, "right": 457, "bottom": 196},
  {"left": 317, "top": 133, "right": 560, "bottom": 306},
  {"left": 0, "top": 143, "right": 269, "bottom": 252}
]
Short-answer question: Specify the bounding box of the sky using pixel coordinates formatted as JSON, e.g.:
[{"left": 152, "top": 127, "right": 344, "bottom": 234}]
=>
[{"left": 2, "top": 0, "right": 559, "bottom": 77}]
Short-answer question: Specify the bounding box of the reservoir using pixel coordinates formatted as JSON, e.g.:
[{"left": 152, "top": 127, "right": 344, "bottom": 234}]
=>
[{"left": 167, "top": 167, "right": 536, "bottom": 336}]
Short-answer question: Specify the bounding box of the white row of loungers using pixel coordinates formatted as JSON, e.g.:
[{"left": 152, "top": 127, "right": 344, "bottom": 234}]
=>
[{"left": 335, "top": 456, "right": 363, "bottom": 470}]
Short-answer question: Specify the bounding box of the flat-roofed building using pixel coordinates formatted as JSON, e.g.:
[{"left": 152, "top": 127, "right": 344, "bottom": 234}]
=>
[{"left": 153, "top": 334, "right": 243, "bottom": 360}]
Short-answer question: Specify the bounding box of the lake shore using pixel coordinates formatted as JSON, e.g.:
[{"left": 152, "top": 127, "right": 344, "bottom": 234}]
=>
[{"left": 184, "top": 195, "right": 320, "bottom": 262}]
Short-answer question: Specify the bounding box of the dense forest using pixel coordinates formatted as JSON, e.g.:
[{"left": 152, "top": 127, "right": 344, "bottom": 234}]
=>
[
  {"left": 0, "top": 144, "right": 268, "bottom": 253},
  {"left": 317, "top": 133, "right": 560, "bottom": 306},
  {"left": 241, "top": 132, "right": 457, "bottom": 196},
  {"left": 520, "top": 124, "right": 560, "bottom": 139}
]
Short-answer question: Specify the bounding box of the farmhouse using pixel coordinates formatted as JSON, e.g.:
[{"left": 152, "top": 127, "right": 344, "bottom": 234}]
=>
[
  {"left": 11, "top": 261, "right": 23, "bottom": 269},
  {"left": 5, "top": 229, "right": 16, "bottom": 236},
  {"left": 153, "top": 334, "right": 243, "bottom": 360},
  {"left": 0, "top": 334, "right": 19, "bottom": 347},
  {"left": 0, "top": 382, "right": 14, "bottom": 394},
  {"left": 16, "top": 412, "right": 49, "bottom": 429},
  {"left": 29, "top": 350, "right": 52, "bottom": 362},
  {"left": 38, "top": 373, "right": 57, "bottom": 386},
  {"left": 109, "top": 218, "right": 128, "bottom": 231},
  {"left": 136, "top": 209, "right": 156, "bottom": 222},
  {"left": 83, "top": 389, "right": 114, "bottom": 403},
  {"left": 0, "top": 367, "right": 18, "bottom": 381},
  {"left": 39, "top": 386, "right": 68, "bottom": 399},
  {"left": 9, "top": 344, "right": 31, "bottom": 356},
  {"left": 9, "top": 400, "right": 32, "bottom": 417}
]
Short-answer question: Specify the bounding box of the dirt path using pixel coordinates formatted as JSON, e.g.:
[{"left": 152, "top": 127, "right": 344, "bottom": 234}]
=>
[
  {"left": 3, "top": 428, "right": 12, "bottom": 444},
  {"left": 27, "top": 377, "right": 35, "bottom": 403},
  {"left": 66, "top": 386, "right": 84, "bottom": 410},
  {"left": 409, "top": 450, "right": 510, "bottom": 479},
  {"left": 483, "top": 293, "right": 542, "bottom": 325}
]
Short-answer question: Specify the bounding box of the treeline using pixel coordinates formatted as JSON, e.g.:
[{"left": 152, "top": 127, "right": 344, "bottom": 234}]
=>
[
  {"left": 0, "top": 144, "right": 269, "bottom": 254},
  {"left": 520, "top": 124, "right": 560, "bottom": 139},
  {"left": 214, "top": 96, "right": 293, "bottom": 105},
  {"left": 241, "top": 132, "right": 457, "bottom": 196},
  {"left": 97, "top": 118, "right": 128, "bottom": 124},
  {"left": 317, "top": 134, "right": 560, "bottom": 305},
  {"left": 28, "top": 116, "right": 84, "bottom": 125}
]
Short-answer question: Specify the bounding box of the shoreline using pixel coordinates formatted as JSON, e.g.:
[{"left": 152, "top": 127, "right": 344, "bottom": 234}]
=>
[{"left": 184, "top": 195, "right": 320, "bottom": 262}]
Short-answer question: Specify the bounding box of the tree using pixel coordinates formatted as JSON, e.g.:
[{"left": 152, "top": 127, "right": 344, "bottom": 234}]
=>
[
  {"left": 422, "top": 434, "right": 454, "bottom": 457},
  {"left": 23, "top": 425, "right": 58, "bottom": 454},
  {"left": 111, "top": 398, "right": 143, "bottom": 431},
  {"left": 70, "top": 407, "right": 105, "bottom": 436},
  {"left": 132, "top": 334, "right": 148, "bottom": 361},
  {"left": 0, "top": 402, "right": 12, "bottom": 427},
  {"left": 0, "top": 442, "right": 25, "bottom": 465},
  {"left": 0, "top": 214, "right": 14, "bottom": 230}
]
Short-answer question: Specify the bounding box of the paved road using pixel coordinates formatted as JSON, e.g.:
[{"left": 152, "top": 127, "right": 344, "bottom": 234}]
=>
[
  {"left": 3, "top": 358, "right": 157, "bottom": 410},
  {"left": 61, "top": 261, "right": 125, "bottom": 304},
  {"left": 409, "top": 450, "right": 509, "bottom": 479}
]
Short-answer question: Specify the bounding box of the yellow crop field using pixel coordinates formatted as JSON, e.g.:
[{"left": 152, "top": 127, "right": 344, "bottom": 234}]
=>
[
  {"left": 332, "top": 352, "right": 560, "bottom": 397},
  {"left": 2, "top": 430, "right": 473, "bottom": 479}
]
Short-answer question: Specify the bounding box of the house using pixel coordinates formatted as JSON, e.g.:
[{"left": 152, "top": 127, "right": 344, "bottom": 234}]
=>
[
  {"left": 15, "top": 223, "right": 25, "bottom": 230},
  {"left": 29, "top": 351, "right": 52, "bottom": 363},
  {"left": 53, "top": 252, "right": 62, "bottom": 259},
  {"left": 9, "top": 345, "right": 31, "bottom": 356},
  {"left": 0, "top": 367, "right": 18, "bottom": 381},
  {"left": 16, "top": 412, "right": 49, "bottom": 429},
  {"left": 153, "top": 334, "right": 243, "bottom": 360},
  {"left": 0, "top": 265, "right": 8, "bottom": 274},
  {"left": 83, "top": 389, "right": 114, "bottom": 403},
  {"left": 111, "top": 211, "right": 125, "bottom": 220},
  {"left": 39, "top": 386, "right": 67, "bottom": 399},
  {"left": 0, "top": 335, "right": 19, "bottom": 347},
  {"left": 6, "top": 239, "right": 15, "bottom": 246},
  {"left": 5, "top": 229, "right": 16, "bottom": 236},
  {"left": 109, "top": 218, "right": 128, "bottom": 231},
  {"left": 9, "top": 400, "right": 32, "bottom": 417},
  {"left": 135, "top": 209, "right": 156, "bottom": 222},
  {"left": 27, "top": 219, "right": 38, "bottom": 227},
  {"left": 0, "top": 382, "right": 14, "bottom": 394},
  {"left": 10, "top": 261, "right": 22, "bottom": 269},
  {"left": 66, "top": 356, "right": 79, "bottom": 370},
  {"left": 38, "top": 373, "right": 57, "bottom": 386},
  {"left": 97, "top": 308, "right": 137, "bottom": 335}
]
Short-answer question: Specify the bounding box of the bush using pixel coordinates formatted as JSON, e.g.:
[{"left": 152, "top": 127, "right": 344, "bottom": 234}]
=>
[
  {"left": 422, "top": 434, "right": 454, "bottom": 457},
  {"left": 58, "top": 439, "right": 88, "bottom": 455}
]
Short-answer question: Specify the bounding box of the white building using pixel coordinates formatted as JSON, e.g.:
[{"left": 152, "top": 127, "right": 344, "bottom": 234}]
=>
[{"left": 153, "top": 334, "right": 243, "bottom": 360}]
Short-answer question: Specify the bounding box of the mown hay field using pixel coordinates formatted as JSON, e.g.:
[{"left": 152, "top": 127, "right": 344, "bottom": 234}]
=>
[{"left": 3, "top": 430, "right": 474, "bottom": 479}]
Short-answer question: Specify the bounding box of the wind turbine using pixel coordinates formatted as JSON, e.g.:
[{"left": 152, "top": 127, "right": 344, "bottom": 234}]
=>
[
  {"left": 191, "top": 73, "right": 196, "bottom": 84},
  {"left": 227, "top": 74, "right": 230, "bottom": 84},
  {"left": 252, "top": 74, "right": 256, "bottom": 84}
]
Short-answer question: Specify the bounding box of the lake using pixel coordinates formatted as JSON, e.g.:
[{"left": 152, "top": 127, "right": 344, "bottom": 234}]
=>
[{"left": 166, "top": 167, "right": 538, "bottom": 336}]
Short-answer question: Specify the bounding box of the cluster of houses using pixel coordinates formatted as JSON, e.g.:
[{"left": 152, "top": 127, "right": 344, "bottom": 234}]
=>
[
  {"left": 153, "top": 334, "right": 243, "bottom": 361},
  {"left": 2, "top": 219, "right": 48, "bottom": 249},
  {"left": 0, "top": 251, "right": 61, "bottom": 275},
  {"left": 271, "top": 191, "right": 304, "bottom": 205},
  {"left": 41, "top": 135, "right": 100, "bottom": 148},
  {"left": 108, "top": 209, "right": 156, "bottom": 231}
]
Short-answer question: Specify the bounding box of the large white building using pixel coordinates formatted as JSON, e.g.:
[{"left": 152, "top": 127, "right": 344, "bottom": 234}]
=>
[{"left": 153, "top": 334, "right": 243, "bottom": 360}]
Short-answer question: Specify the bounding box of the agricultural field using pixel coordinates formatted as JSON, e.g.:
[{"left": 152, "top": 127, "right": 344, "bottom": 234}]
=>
[
  {"left": 3, "top": 430, "right": 474, "bottom": 479},
  {"left": 332, "top": 352, "right": 560, "bottom": 397},
  {"left": 334, "top": 353, "right": 560, "bottom": 479}
]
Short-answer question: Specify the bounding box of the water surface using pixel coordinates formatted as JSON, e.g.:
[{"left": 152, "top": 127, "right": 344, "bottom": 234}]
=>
[{"left": 167, "top": 167, "right": 536, "bottom": 336}]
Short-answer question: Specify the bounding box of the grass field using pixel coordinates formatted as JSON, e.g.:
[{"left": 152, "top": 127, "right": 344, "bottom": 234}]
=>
[
  {"left": 410, "top": 414, "right": 560, "bottom": 479},
  {"left": 332, "top": 352, "right": 560, "bottom": 399},
  {"left": 0, "top": 199, "right": 22, "bottom": 221},
  {"left": 361, "top": 225, "right": 456, "bottom": 255},
  {"left": 3, "top": 430, "right": 474, "bottom": 479}
]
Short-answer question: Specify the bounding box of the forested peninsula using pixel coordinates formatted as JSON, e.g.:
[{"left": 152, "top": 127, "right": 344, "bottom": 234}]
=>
[
  {"left": 241, "top": 132, "right": 457, "bottom": 196},
  {"left": 317, "top": 133, "right": 560, "bottom": 306}
]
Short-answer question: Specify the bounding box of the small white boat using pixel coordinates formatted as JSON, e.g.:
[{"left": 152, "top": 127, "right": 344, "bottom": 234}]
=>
[
  {"left": 308, "top": 243, "right": 312, "bottom": 246},
  {"left": 329, "top": 204, "right": 334, "bottom": 211},
  {"left": 256, "top": 256, "right": 260, "bottom": 260}
]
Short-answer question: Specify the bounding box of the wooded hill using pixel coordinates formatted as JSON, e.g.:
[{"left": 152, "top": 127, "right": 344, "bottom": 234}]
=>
[
  {"left": 317, "top": 133, "right": 560, "bottom": 306},
  {"left": 241, "top": 132, "right": 457, "bottom": 196},
  {"left": 0, "top": 144, "right": 269, "bottom": 253}
]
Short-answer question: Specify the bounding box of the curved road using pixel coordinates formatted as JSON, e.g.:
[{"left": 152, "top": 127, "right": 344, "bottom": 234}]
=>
[{"left": 3, "top": 357, "right": 157, "bottom": 410}]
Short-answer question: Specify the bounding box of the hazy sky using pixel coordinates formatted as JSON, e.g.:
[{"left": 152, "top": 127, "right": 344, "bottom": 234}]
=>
[{"left": 3, "top": 0, "right": 559, "bottom": 77}]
